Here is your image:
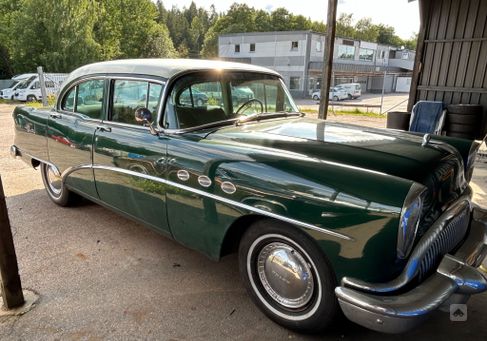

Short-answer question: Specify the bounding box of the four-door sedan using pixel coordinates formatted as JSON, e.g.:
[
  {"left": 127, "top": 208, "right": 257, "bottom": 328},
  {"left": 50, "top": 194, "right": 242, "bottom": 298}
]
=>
[{"left": 11, "top": 59, "right": 487, "bottom": 334}]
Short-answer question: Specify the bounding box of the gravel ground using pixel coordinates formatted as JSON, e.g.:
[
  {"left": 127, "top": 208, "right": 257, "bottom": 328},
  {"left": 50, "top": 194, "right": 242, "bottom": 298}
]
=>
[{"left": 1, "top": 103, "right": 487, "bottom": 340}]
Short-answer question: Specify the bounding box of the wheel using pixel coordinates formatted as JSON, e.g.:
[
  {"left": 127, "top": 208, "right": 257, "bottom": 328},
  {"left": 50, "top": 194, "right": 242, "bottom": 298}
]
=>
[
  {"left": 26, "top": 95, "right": 37, "bottom": 102},
  {"left": 447, "top": 113, "right": 479, "bottom": 125},
  {"left": 445, "top": 123, "right": 477, "bottom": 134},
  {"left": 347, "top": 94, "right": 352, "bottom": 100},
  {"left": 447, "top": 104, "right": 482, "bottom": 115},
  {"left": 312, "top": 95, "right": 319, "bottom": 100},
  {"left": 40, "top": 163, "right": 79, "bottom": 206},
  {"left": 333, "top": 96, "right": 339, "bottom": 101},
  {"left": 196, "top": 98, "right": 204, "bottom": 107},
  {"left": 238, "top": 220, "right": 339, "bottom": 332}
]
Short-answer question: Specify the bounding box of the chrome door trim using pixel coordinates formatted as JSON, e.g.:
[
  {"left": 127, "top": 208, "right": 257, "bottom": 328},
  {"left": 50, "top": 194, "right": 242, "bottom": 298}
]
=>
[{"left": 61, "top": 163, "right": 353, "bottom": 241}]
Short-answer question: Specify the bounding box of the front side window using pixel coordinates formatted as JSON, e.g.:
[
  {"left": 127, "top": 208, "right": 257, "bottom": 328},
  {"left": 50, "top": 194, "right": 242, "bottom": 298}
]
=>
[
  {"left": 250, "top": 43, "right": 255, "bottom": 52},
  {"left": 77, "top": 79, "right": 105, "bottom": 119},
  {"left": 291, "top": 41, "right": 299, "bottom": 50},
  {"left": 235, "top": 44, "right": 240, "bottom": 53},
  {"left": 111, "top": 80, "right": 163, "bottom": 126},
  {"left": 164, "top": 72, "right": 298, "bottom": 130}
]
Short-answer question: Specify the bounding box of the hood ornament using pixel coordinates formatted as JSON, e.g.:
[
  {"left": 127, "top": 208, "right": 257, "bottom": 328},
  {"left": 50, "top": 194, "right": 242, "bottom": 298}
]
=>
[{"left": 422, "top": 133, "right": 431, "bottom": 147}]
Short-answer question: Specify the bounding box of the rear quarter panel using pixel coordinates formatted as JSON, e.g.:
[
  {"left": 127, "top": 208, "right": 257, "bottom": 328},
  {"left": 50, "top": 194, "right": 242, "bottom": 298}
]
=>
[{"left": 13, "top": 106, "right": 49, "bottom": 162}]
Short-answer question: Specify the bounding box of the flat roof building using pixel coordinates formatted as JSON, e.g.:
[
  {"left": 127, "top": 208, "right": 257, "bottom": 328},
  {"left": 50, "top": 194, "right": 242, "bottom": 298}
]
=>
[{"left": 219, "top": 31, "right": 415, "bottom": 97}]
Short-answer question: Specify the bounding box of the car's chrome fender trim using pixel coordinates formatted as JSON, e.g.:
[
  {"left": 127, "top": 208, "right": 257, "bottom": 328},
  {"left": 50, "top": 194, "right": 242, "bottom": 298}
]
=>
[{"left": 61, "top": 163, "right": 354, "bottom": 241}]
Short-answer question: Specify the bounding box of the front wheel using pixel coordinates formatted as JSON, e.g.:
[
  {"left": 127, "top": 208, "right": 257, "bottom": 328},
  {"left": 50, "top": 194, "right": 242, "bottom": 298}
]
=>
[
  {"left": 40, "top": 163, "right": 79, "bottom": 206},
  {"left": 238, "top": 220, "right": 339, "bottom": 332},
  {"left": 26, "top": 95, "right": 37, "bottom": 102}
]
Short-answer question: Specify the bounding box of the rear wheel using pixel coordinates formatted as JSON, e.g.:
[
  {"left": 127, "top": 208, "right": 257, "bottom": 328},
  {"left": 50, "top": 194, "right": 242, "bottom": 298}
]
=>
[
  {"left": 312, "top": 95, "right": 319, "bottom": 100},
  {"left": 238, "top": 220, "right": 339, "bottom": 332},
  {"left": 333, "top": 96, "right": 339, "bottom": 101},
  {"left": 40, "top": 163, "right": 79, "bottom": 206},
  {"left": 26, "top": 95, "right": 37, "bottom": 102}
]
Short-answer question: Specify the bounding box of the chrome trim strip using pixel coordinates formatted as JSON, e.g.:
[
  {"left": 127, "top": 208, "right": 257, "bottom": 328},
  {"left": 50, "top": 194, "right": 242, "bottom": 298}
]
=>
[
  {"left": 14, "top": 146, "right": 61, "bottom": 176},
  {"left": 61, "top": 164, "right": 353, "bottom": 241}
]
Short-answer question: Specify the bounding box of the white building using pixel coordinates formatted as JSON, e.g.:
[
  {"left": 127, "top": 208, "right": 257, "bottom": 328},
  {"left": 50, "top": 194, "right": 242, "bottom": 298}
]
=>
[{"left": 219, "top": 31, "right": 415, "bottom": 97}]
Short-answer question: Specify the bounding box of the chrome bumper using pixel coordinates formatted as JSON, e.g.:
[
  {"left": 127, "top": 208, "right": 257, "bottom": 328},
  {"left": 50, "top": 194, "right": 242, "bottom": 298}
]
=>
[{"left": 335, "top": 206, "right": 487, "bottom": 333}]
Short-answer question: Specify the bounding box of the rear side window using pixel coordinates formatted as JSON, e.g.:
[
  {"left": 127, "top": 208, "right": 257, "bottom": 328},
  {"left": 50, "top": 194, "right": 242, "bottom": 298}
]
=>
[
  {"left": 111, "top": 80, "right": 163, "bottom": 126},
  {"left": 76, "top": 80, "right": 105, "bottom": 119}
]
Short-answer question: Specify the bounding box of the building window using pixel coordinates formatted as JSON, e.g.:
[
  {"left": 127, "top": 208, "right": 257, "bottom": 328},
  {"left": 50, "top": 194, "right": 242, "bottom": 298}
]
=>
[
  {"left": 337, "top": 45, "right": 355, "bottom": 60},
  {"left": 235, "top": 44, "right": 240, "bottom": 53},
  {"left": 402, "top": 52, "right": 409, "bottom": 60},
  {"left": 290, "top": 77, "right": 300, "bottom": 90},
  {"left": 359, "top": 48, "right": 374, "bottom": 62},
  {"left": 250, "top": 43, "right": 255, "bottom": 52},
  {"left": 291, "top": 41, "right": 299, "bottom": 50}
]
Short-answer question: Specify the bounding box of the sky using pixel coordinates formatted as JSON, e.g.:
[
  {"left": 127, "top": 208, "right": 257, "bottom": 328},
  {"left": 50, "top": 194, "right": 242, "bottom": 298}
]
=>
[{"left": 159, "top": 0, "right": 420, "bottom": 39}]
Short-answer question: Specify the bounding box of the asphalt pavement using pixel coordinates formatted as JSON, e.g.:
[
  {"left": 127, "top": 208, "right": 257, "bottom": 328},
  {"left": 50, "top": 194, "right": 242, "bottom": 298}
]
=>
[{"left": 1, "top": 103, "right": 487, "bottom": 340}]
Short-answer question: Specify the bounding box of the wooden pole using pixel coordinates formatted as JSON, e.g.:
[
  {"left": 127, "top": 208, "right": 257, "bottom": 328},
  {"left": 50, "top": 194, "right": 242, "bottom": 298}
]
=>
[
  {"left": 318, "top": 0, "right": 338, "bottom": 120},
  {"left": 0, "top": 175, "right": 25, "bottom": 309}
]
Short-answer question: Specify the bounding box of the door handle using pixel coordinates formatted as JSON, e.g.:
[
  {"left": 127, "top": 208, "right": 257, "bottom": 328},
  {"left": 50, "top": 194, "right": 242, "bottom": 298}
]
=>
[
  {"left": 49, "top": 113, "right": 62, "bottom": 119},
  {"left": 97, "top": 125, "right": 112, "bottom": 133}
]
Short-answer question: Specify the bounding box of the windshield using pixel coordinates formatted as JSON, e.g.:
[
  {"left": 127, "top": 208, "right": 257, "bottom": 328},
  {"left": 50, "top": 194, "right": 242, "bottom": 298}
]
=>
[
  {"left": 164, "top": 72, "right": 298, "bottom": 130},
  {"left": 17, "top": 76, "right": 36, "bottom": 89}
]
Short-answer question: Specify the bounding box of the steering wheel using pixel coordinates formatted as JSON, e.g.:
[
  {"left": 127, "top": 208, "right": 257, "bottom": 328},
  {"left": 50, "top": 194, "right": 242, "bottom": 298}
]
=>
[{"left": 236, "top": 98, "right": 264, "bottom": 115}]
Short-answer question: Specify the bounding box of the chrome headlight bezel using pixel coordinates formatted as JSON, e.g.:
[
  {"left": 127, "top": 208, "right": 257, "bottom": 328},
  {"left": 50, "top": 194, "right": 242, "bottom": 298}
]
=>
[{"left": 397, "top": 183, "right": 426, "bottom": 259}]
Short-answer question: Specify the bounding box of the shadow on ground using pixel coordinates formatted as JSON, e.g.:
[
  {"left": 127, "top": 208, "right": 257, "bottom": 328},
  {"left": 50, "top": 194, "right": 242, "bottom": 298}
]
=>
[{"left": 1, "top": 188, "right": 486, "bottom": 340}]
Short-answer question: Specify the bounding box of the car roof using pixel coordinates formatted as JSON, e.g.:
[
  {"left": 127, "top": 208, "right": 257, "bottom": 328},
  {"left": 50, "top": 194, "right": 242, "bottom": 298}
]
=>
[{"left": 63, "top": 59, "right": 281, "bottom": 86}]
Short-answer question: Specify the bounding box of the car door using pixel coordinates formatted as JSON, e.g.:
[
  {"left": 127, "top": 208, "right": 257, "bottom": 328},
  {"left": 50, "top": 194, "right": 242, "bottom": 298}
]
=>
[
  {"left": 92, "top": 77, "right": 170, "bottom": 235},
  {"left": 47, "top": 78, "right": 106, "bottom": 199}
]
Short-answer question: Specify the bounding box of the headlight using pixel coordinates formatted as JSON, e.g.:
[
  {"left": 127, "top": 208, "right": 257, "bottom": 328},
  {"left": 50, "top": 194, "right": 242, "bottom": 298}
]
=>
[{"left": 397, "top": 183, "right": 426, "bottom": 259}]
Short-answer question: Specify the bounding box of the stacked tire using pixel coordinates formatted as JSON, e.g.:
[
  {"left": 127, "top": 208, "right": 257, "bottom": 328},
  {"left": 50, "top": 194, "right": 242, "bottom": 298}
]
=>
[
  {"left": 445, "top": 104, "right": 483, "bottom": 140},
  {"left": 386, "top": 111, "right": 411, "bottom": 130}
]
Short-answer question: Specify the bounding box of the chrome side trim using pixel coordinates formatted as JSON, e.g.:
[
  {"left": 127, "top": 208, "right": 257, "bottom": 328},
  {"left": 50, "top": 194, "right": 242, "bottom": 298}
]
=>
[
  {"left": 61, "top": 164, "right": 353, "bottom": 241},
  {"left": 14, "top": 146, "right": 60, "bottom": 176},
  {"left": 342, "top": 194, "right": 472, "bottom": 293}
]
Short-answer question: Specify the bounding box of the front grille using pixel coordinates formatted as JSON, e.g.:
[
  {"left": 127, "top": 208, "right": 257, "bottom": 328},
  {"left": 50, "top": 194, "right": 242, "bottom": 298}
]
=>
[{"left": 417, "top": 205, "right": 470, "bottom": 280}]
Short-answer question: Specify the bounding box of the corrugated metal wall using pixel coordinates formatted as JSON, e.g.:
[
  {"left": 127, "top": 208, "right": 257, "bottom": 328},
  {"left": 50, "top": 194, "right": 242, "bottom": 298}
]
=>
[{"left": 411, "top": 0, "right": 487, "bottom": 110}]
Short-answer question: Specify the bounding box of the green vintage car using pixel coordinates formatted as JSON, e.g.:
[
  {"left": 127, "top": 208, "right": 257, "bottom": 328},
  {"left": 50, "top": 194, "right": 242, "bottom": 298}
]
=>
[{"left": 11, "top": 59, "right": 487, "bottom": 333}]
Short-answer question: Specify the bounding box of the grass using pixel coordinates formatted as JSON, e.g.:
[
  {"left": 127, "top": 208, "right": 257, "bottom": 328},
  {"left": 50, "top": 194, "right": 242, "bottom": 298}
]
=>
[{"left": 299, "top": 107, "right": 385, "bottom": 118}]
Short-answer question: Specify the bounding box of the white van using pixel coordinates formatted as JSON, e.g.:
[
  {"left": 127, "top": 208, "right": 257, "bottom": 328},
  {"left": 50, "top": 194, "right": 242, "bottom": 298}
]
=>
[
  {"left": 14, "top": 73, "right": 68, "bottom": 102},
  {"left": 335, "top": 83, "right": 362, "bottom": 99},
  {"left": 0, "top": 73, "right": 37, "bottom": 100}
]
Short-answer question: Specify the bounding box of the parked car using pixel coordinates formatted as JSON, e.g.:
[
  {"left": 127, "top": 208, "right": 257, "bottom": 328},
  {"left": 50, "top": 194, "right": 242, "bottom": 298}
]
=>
[
  {"left": 14, "top": 73, "right": 68, "bottom": 102},
  {"left": 311, "top": 87, "right": 348, "bottom": 101},
  {"left": 335, "top": 83, "right": 362, "bottom": 99},
  {"left": 0, "top": 73, "right": 36, "bottom": 100},
  {"left": 11, "top": 59, "right": 487, "bottom": 334},
  {"left": 179, "top": 87, "right": 209, "bottom": 107}
]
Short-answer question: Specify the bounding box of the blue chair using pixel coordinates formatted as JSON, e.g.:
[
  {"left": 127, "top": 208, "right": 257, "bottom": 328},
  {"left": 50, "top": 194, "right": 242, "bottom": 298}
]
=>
[{"left": 409, "top": 101, "right": 446, "bottom": 134}]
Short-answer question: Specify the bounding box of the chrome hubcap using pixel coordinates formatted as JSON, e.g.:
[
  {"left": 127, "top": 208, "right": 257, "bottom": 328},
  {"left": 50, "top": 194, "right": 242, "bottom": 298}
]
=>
[
  {"left": 257, "top": 242, "right": 314, "bottom": 309},
  {"left": 46, "top": 165, "right": 62, "bottom": 195}
]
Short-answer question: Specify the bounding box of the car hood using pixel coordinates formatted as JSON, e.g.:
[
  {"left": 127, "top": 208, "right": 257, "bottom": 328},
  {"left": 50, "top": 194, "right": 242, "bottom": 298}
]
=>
[{"left": 203, "top": 117, "right": 463, "bottom": 185}]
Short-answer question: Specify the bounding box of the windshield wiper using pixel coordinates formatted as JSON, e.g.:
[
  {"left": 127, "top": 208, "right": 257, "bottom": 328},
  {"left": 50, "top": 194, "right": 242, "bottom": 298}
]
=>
[{"left": 236, "top": 111, "right": 304, "bottom": 125}]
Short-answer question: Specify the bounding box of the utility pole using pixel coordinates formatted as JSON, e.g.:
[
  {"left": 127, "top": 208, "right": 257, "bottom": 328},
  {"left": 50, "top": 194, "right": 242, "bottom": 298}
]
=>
[
  {"left": 37, "top": 66, "right": 48, "bottom": 107},
  {"left": 0, "top": 176, "right": 25, "bottom": 309},
  {"left": 318, "top": 0, "right": 338, "bottom": 120}
]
